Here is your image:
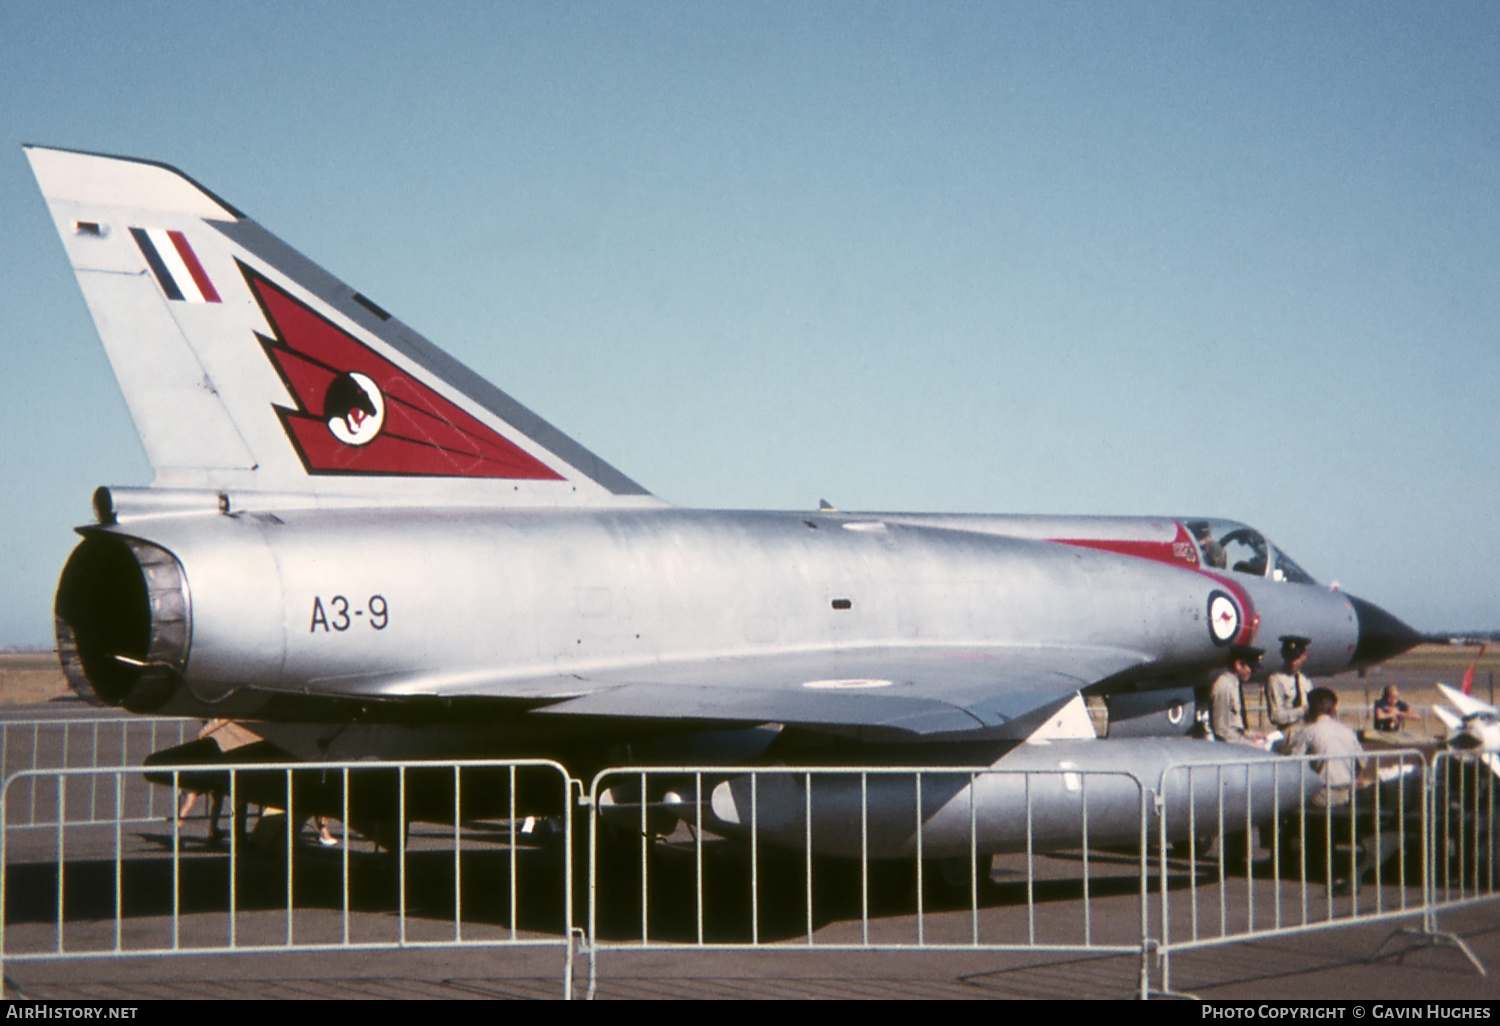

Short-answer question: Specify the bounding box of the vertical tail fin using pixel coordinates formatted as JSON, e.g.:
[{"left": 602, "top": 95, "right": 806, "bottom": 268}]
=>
[{"left": 26, "top": 145, "right": 655, "bottom": 508}]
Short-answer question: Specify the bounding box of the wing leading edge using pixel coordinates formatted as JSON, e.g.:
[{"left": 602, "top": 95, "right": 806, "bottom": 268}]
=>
[{"left": 316, "top": 644, "right": 1150, "bottom": 739}]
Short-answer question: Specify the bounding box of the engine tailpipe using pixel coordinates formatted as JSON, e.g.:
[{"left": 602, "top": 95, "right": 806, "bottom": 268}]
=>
[{"left": 54, "top": 532, "right": 190, "bottom": 711}]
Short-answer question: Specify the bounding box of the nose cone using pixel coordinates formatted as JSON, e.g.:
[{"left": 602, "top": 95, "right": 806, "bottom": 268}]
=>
[{"left": 1347, "top": 594, "right": 1424, "bottom": 669}]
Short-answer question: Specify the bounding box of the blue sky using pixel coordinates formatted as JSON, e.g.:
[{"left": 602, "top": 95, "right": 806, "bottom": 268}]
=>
[{"left": 1, "top": 1, "right": 1496, "bottom": 642}]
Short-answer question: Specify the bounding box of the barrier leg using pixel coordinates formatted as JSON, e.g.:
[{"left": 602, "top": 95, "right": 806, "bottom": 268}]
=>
[{"left": 1371, "top": 917, "right": 1487, "bottom": 976}]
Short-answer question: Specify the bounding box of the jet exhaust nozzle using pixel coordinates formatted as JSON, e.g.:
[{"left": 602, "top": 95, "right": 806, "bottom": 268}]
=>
[{"left": 54, "top": 532, "right": 190, "bottom": 711}]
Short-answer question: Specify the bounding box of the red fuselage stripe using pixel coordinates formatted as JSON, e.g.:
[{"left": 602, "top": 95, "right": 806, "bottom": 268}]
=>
[{"left": 1051, "top": 523, "right": 1258, "bottom": 646}]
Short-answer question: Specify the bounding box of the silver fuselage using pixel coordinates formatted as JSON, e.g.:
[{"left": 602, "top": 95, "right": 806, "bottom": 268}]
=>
[{"left": 60, "top": 504, "right": 1360, "bottom": 727}]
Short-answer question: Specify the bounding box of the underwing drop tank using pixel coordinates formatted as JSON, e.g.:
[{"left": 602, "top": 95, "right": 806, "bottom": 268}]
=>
[{"left": 704, "top": 738, "right": 1319, "bottom": 860}]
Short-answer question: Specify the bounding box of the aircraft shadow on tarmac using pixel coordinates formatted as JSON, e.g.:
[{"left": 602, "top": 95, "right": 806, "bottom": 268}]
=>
[
  {"left": 2, "top": 826, "right": 569, "bottom": 943},
  {"left": 2, "top": 802, "right": 1487, "bottom": 949},
  {"left": 0, "top": 822, "right": 1164, "bottom": 948},
  {"left": 592, "top": 835, "right": 1155, "bottom": 944}
]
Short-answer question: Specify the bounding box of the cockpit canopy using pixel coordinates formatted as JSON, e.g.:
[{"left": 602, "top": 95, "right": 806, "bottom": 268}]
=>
[{"left": 1182, "top": 518, "right": 1316, "bottom": 584}]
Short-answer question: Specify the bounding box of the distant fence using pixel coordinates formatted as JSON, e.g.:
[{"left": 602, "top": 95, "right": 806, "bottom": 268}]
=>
[
  {"left": 1240, "top": 701, "right": 1444, "bottom": 738},
  {"left": 1, "top": 717, "right": 193, "bottom": 827}
]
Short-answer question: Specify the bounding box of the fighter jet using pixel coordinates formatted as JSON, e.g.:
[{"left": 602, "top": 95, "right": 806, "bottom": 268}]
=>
[
  {"left": 26, "top": 146, "right": 1423, "bottom": 856},
  {"left": 1433, "top": 684, "right": 1500, "bottom": 778}
]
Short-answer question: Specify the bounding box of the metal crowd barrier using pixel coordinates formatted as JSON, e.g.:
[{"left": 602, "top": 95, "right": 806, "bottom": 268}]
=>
[
  {"left": 1, "top": 731, "right": 1496, "bottom": 1000},
  {"left": 0, "top": 758, "right": 579, "bottom": 998},
  {"left": 1151, "top": 749, "right": 1431, "bottom": 996},
  {"left": 583, "top": 764, "right": 1154, "bottom": 999},
  {"left": 1429, "top": 750, "right": 1498, "bottom": 913},
  {"left": 0, "top": 717, "right": 194, "bottom": 827}
]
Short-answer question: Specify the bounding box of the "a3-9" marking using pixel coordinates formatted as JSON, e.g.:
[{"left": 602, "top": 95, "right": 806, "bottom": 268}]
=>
[{"left": 311, "top": 595, "right": 388, "bottom": 632}]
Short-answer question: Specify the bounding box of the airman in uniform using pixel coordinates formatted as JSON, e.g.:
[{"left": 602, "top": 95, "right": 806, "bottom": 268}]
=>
[
  {"left": 1264, "top": 635, "right": 1312, "bottom": 730},
  {"left": 1210, "top": 645, "right": 1263, "bottom": 744}
]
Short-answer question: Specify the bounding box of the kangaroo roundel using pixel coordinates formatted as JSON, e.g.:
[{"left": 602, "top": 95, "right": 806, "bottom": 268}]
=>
[{"left": 1207, "top": 590, "right": 1240, "bottom": 645}]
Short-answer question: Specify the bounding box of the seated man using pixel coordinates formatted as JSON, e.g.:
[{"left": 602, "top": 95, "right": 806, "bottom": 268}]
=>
[
  {"left": 1372, "top": 684, "right": 1412, "bottom": 733},
  {"left": 1278, "top": 688, "right": 1402, "bottom": 893},
  {"left": 1283, "top": 687, "right": 1366, "bottom": 806},
  {"left": 1189, "top": 521, "right": 1226, "bottom": 569}
]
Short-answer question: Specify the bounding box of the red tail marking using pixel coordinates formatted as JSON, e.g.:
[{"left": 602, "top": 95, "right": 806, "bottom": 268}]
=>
[
  {"left": 247, "top": 267, "right": 564, "bottom": 481},
  {"left": 1462, "top": 643, "right": 1487, "bottom": 696}
]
